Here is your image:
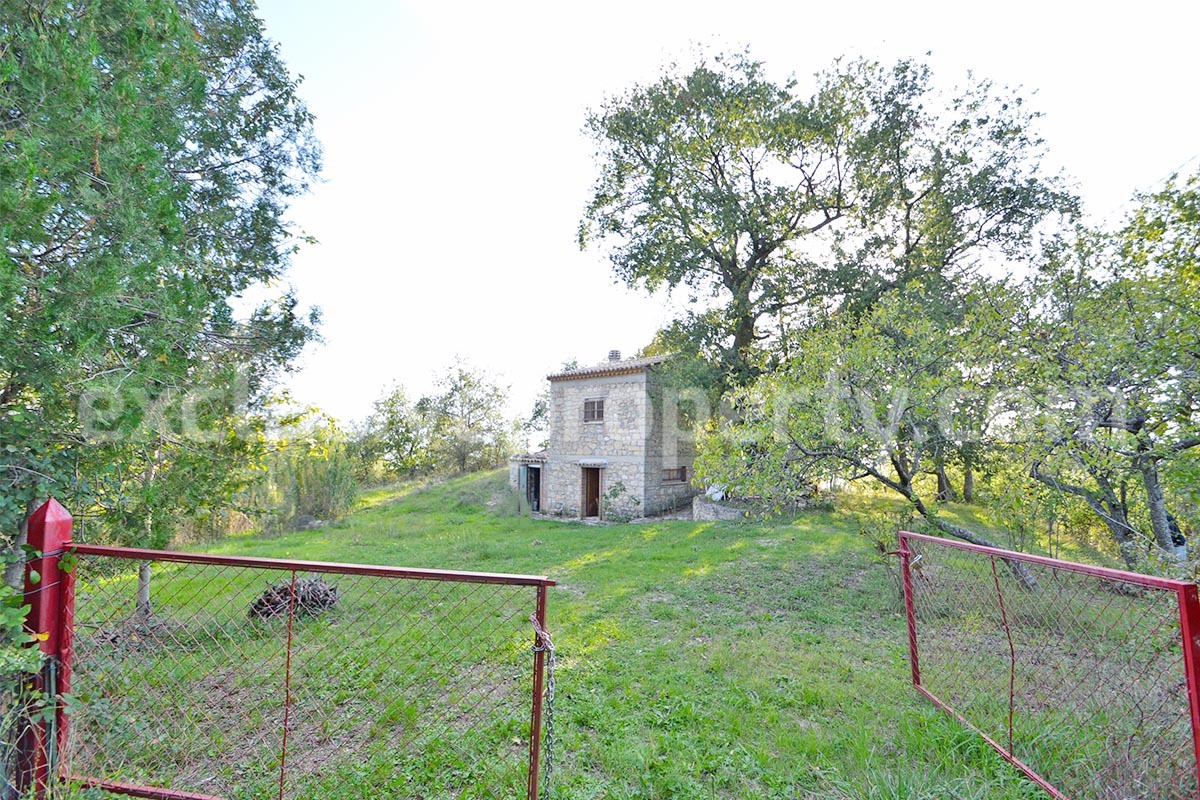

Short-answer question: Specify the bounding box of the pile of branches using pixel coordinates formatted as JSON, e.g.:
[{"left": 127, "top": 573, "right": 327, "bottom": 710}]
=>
[{"left": 249, "top": 576, "right": 340, "bottom": 620}]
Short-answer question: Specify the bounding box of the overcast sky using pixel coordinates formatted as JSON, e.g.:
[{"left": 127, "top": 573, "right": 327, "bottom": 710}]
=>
[{"left": 253, "top": 0, "right": 1200, "bottom": 427}]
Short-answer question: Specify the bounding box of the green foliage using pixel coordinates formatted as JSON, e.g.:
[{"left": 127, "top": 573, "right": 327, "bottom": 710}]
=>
[
  {"left": 79, "top": 381, "right": 274, "bottom": 550},
  {"left": 355, "top": 361, "right": 518, "bottom": 480},
  {"left": 1013, "top": 172, "right": 1200, "bottom": 565},
  {"left": 0, "top": 0, "right": 319, "bottom": 681},
  {"left": 833, "top": 60, "right": 1075, "bottom": 316},
  {"left": 522, "top": 387, "right": 550, "bottom": 451},
  {"left": 639, "top": 313, "right": 736, "bottom": 406},
  {"left": 252, "top": 409, "right": 358, "bottom": 531},
  {"left": 581, "top": 52, "right": 851, "bottom": 390},
  {"left": 980, "top": 455, "right": 1115, "bottom": 562},
  {"left": 696, "top": 167, "right": 1200, "bottom": 570},
  {"left": 696, "top": 283, "right": 1000, "bottom": 519},
  {"left": 424, "top": 361, "right": 517, "bottom": 475},
  {"left": 0, "top": 549, "right": 41, "bottom": 675},
  {"left": 582, "top": 52, "right": 1071, "bottom": 392},
  {"left": 0, "top": 0, "right": 320, "bottom": 541},
  {"left": 353, "top": 384, "right": 434, "bottom": 481}
]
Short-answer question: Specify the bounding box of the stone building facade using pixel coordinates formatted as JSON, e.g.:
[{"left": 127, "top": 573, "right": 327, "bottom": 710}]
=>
[{"left": 511, "top": 352, "right": 697, "bottom": 520}]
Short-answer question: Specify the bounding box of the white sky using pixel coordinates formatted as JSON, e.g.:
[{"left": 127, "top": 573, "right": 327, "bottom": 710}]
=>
[{"left": 253, "top": 0, "right": 1200, "bottom": 427}]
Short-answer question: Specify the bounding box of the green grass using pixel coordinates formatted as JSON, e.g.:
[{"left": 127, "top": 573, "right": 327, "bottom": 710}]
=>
[
  {"left": 66, "top": 471, "right": 1064, "bottom": 799},
  {"left": 193, "top": 471, "right": 1048, "bottom": 798}
]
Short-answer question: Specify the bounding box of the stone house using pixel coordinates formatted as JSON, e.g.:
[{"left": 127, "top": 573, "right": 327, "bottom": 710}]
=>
[{"left": 510, "top": 351, "right": 697, "bottom": 520}]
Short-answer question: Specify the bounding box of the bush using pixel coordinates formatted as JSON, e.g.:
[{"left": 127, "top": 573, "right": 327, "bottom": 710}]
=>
[{"left": 249, "top": 412, "right": 360, "bottom": 533}]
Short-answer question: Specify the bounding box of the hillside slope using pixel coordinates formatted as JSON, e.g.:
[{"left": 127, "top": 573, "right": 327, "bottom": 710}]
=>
[{"left": 212, "top": 470, "right": 1042, "bottom": 799}]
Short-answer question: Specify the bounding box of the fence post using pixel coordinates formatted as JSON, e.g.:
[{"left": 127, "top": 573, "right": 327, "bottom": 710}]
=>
[
  {"left": 898, "top": 531, "right": 921, "bottom": 688},
  {"left": 527, "top": 585, "right": 548, "bottom": 800},
  {"left": 1176, "top": 582, "right": 1200, "bottom": 794},
  {"left": 16, "top": 498, "right": 74, "bottom": 799}
]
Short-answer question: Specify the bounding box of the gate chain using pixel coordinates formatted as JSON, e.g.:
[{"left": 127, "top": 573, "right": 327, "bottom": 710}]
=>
[{"left": 531, "top": 613, "right": 556, "bottom": 788}]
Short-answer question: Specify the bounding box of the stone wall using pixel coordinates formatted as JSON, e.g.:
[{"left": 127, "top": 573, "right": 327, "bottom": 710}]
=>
[
  {"left": 642, "top": 382, "right": 699, "bottom": 515},
  {"left": 544, "top": 371, "right": 649, "bottom": 519},
  {"left": 692, "top": 496, "right": 748, "bottom": 521},
  {"left": 542, "top": 365, "right": 698, "bottom": 519}
]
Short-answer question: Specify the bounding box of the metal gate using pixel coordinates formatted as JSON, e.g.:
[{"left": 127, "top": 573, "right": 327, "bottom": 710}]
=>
[
  {"left": 13, "top": 499, "right": 555, "bottom": 800},
  {"left": 899, "top": 529, "right": 1200, "bottom": 799}
]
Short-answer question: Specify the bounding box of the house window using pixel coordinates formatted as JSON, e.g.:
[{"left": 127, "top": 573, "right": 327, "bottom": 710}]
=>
[
  {"left": 662, "top": 466, "right": 687, "bottom": 483},
  {"left": 583, "top": 398, "right": 604, "bottom": 423}
]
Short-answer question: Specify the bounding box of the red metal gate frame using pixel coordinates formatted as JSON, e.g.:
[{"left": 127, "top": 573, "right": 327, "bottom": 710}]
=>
[
  {"left": 898, "top": 529, "right": 1200, "bottom": 799},
  {"left": 18, "top": 499, "right": 556, "bottom": 800}
]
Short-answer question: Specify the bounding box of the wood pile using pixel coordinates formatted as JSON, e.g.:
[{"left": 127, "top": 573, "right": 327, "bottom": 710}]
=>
[{"left": 249, "top": 576, "right": 340, "bottom": 619}]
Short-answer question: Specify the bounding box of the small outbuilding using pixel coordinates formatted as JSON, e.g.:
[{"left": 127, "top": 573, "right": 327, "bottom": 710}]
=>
[{"left": 511, "top": 351, "right": 697, "bottom": 520}]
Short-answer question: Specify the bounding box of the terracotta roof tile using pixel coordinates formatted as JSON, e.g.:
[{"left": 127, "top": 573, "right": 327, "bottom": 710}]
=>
[{"left": 546, "top": 354, "right": 670, "bottom": 381}]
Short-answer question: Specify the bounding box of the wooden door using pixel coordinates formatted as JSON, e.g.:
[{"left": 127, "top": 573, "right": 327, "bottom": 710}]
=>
[{"left": 582, "top": 467, "right": 601, "bottom": 518}]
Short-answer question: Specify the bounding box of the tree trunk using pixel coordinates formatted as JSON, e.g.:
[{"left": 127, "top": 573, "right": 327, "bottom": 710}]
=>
[
  {"left": 136, "top": 561, "right": 153, "bottom": 621},
  {"left": 724, "top": 277, "right": 760, "bottom": 390},
  {"left": 1081, "top": 491, "right": 1141, "bottom": 569},
  {"left": 1107, "top": 507, "right": 1142, "bottom": 569},
  {"left": 935, "top": 463, "right": 957, "bottom": 503},
  {"left": 1093, "top": 472, "right": 1144, "bottom": 569},
  {"left": 3, "top": 505, "right": 32, "bottom": 591},
  {"left": 1140, "top": 456, "right": 1178, "bottom": 557},
  {"left": 962, "top": 448, "right": 975, "bottom": 503},
  {"left": 136, "top": 442, "right": 161, "bottom": 620}
]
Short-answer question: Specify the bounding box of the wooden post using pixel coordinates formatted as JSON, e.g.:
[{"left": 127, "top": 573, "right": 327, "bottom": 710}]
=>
[{"left": 17, "top": 498, "right": 74, "bottom": 798}]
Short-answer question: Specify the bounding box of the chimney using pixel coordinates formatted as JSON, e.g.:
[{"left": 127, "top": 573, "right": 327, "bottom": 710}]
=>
[{"left": 608, "top": 350, "right": 621, "bottom": 362}]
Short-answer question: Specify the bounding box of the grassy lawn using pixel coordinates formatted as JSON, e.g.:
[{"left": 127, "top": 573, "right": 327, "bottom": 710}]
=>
[{"left": 176, "top": 471, "right": 1046, "bottom": 799}]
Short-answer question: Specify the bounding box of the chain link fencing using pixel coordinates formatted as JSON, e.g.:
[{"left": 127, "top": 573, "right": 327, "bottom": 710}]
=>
[
  {"left": 899, "top": 530, "right": 1200, "bottom": 800},
  {"left": 46, "top": 544, "right": 554, "bottom": 800}
]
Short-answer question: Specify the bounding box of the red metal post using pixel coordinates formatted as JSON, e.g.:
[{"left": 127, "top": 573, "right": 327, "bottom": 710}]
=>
[
  {"left": 898, "top": 531, "right": 921, "bottom": 687},
  {"left": 57, "top": 527, "right": 76, "bottom": 771},
  {"left": 277, "top": 570, "right": 298, "bottom": 800},
  {"left": 1176, "top": 582, "right": 1200, "bottom": 794},
  {"left": 527, "top": 585, "right": 548, "bottom": 800},
  {"left": 18, "top": 498, "right": 74, "bottom": 798}
]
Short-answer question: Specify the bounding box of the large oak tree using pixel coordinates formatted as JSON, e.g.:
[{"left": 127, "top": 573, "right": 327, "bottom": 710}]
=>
[{"left": 580, "top": 54, "right": 1071, "bottom": 392}]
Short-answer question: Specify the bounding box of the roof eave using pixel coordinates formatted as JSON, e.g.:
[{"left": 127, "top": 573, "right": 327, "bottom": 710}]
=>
[{"left": 547, "top": 365, "right": 654, "bottom": 382}]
